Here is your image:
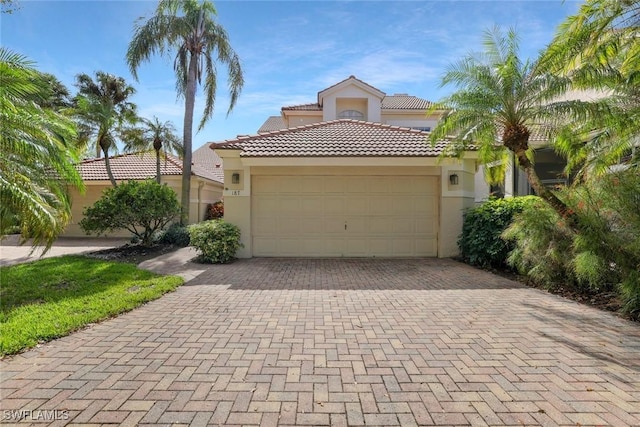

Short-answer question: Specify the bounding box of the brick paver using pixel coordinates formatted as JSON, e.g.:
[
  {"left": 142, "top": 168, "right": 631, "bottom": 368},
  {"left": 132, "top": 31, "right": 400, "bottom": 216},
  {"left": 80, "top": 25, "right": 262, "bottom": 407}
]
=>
[{"left": 1, "top": 258, "right": 639, "bottom": 425}]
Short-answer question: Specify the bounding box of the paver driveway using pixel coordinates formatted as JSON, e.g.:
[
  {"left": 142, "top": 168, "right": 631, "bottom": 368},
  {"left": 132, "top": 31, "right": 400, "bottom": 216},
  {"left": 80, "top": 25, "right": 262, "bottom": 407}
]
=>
[{"left": 1, "top": 258, "right": 639, "bottom": 426}]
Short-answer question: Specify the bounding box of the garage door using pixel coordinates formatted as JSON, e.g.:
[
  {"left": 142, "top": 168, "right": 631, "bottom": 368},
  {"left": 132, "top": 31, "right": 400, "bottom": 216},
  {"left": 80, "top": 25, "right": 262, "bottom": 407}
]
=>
[{"left": 252, "top": 175, "right": 438, "bottom": 257}]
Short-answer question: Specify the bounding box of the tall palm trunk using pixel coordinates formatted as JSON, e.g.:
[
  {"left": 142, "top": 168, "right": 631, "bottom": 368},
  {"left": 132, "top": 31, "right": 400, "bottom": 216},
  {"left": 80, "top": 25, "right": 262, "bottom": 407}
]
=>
[
  {"left": 103, "top": 149, "right": 117, "bottom": 187},
  {"left": 155, "top": 148, "right": 162, "bottom": 184},
  {"left": 99, "top": 135, "right": 118, "bottom": 187},
  {"left": 513, "top": 149, "right": 574, "bottom": 220},
  {"left": 154, "top": 136, "right": 162, "bottom": 184},
  {"left": 505, "top": 125, "right": 575, "bottom": 222},
  {"left": 181, "top": 54, "right": 198, "bottom": 225}
]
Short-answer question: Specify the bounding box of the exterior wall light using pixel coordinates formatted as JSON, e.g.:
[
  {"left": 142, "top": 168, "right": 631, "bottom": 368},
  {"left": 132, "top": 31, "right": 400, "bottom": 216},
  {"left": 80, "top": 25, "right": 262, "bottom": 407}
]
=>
[
  {"left": 449, "top": 173, "right": 459, "bottom": 186},
  {"left": 232, "top": 173, "right": 240, "bottom": 184}
]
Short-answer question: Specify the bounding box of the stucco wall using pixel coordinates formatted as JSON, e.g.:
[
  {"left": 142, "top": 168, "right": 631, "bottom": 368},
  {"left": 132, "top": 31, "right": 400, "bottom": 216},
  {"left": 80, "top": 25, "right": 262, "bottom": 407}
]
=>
[
  {"left": 285, "top": 114, "right": 322, "bottom": 128},
  {"left": 64, "top": 177, "right": 222, "bottom": 238},
  {"left": 322, "top": 85, "right": 382, "bottom": 122}
]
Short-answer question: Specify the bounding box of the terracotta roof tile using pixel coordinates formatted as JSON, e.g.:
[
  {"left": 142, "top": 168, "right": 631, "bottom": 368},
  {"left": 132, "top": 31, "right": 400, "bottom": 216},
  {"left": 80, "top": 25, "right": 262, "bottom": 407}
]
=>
[
  {"left": 281, "top": 95, "right": 433, "bottom": 112},
  {"left": 77, "top": 151, "right": 223, "bottom": 183},
  {"left": 382, "top": 95, "right": 433, "bottom": 109},
  {"left": 211, "top": 119, "right": 456, "bottom": 157},
  {"left": 281, "top": 102, "right": 322, "bottom": 111},
  {"left": 192, "top": 144, "right": 225, "bottom": 183},
  {"left": 78, "top": 152, "right": 183, "bottom": 181},
  {"left": 257, "top": 116, "right": 287, "bottom": 132}
]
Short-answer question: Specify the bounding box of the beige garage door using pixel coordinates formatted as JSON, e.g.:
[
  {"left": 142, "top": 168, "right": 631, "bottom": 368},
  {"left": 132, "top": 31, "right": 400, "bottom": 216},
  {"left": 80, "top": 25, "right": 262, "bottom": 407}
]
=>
[{"left": 252, "top": 175, "right": 438, "bottom": 257}]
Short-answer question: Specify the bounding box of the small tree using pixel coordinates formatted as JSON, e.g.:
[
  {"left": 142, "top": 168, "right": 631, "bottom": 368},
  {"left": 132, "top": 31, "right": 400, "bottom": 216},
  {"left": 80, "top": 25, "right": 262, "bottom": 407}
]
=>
[{"left": 80, "top": 180, "right": 180, "bottom": 246}]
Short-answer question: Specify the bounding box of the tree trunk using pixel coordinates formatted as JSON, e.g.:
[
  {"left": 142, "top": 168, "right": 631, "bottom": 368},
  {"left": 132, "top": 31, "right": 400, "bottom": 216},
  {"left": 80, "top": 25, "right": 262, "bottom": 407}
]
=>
[
  {"left": 155, "top": 148, "right": 161, "bottom": 184},
  {"left": 102, "top": 146, "right": 118, "bottom": 187},
  {"left": 181, "top": 54, "right": 198, "bottom": 225},
  {"left": 513, "top": 149, "right": 577, "bottom": 223}
]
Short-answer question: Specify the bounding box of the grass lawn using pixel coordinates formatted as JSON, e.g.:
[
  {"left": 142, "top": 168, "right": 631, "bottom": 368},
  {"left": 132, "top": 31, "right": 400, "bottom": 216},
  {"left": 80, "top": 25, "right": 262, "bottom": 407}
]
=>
[{"left": 0, "top": 255, "right": 183, "bottom": 356}]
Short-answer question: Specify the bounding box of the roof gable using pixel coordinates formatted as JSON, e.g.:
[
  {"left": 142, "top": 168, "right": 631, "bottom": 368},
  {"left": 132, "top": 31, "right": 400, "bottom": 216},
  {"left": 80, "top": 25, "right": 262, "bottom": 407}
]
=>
[
  {"left": 211, "top": 119, "right": 454, "bottom": 158},
  {"left": 317, "top": 75, "right": 386, "bottom": 106}
]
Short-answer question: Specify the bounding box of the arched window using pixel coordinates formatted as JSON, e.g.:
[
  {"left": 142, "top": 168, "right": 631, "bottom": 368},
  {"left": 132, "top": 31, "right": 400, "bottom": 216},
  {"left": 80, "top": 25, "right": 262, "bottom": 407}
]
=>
[{"left": 338, "top": 109, "right": 364, "bottom": 120}]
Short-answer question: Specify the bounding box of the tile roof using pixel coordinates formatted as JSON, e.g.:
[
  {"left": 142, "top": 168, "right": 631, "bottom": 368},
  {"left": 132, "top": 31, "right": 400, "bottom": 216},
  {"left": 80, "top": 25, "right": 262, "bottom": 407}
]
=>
[
  {"left": 281, "top": 95, "right": 433, "bottom": 112},
  {"left": 77, "top": 151, "right": 222, "bottom": 183},
  {"left": 211, "top": 119, "right": 455, "bottom": 157},
  {"left": 382, "top": 95, "right": 433, "bottom": 110},
  {"left": 192, "top": 144, "right": 225, "bottom": 183},
  {"left": 281, "top": 103, "right": 322, "bottom": 111},
  {"left": 257, "top": 116, "right": 287, "bottom": 132}
]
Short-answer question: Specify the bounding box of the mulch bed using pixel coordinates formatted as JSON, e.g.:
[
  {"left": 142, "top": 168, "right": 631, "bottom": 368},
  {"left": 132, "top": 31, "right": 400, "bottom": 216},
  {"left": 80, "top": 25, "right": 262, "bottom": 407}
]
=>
[{"left": 86, "top": 243, "right": 179, "bottom": 265}]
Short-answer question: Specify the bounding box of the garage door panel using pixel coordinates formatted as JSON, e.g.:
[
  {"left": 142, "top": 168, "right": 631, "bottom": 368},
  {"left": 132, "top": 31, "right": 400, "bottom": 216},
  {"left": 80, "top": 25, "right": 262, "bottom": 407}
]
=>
[
  {"left": 252, "top": 175, "right": 438, "bottom": 257},
  {"left": 324, "top": 218, "right": 346, "bottom": 233},
  {"left": 369, "top": 177, "right": 392, "bottom": 193},
  {"left": 252, "top": 177, "right": 280, "bottom": 194},
  {"left": 346, "top": 197, "right": 368, "bottom": 214},
  {"left": 415, "top": 217, "right": 436, "bottom": 234},
  {"left": 254, "top": 196, "right": 280, "bottom": 212},
  {"left": 325, "top": 238, "right": 346, "bottom": 255},
  {"left": 300, "top": 197, "right": 324, "bottom": 213},
  {"left": 300, "top": 176, "right": 324, "bottom": 193},
  {"left": 392, "top": 219, "right": 414, "bottom": 233},
  {"left": 345, "top": 217, "right": 368, "bottom": 233},
  {"left": 391, "top": 196, "right": 417, "bottom": 214},
  {"left": 324, "top": 177, "right": 345, "bottom": 193},
  {"left": 369, "top": 217, "right": 394, "bottom": 233},
  {"left": 279, "top": 197, "right": 301, "bottom": 214},
  {"left": 414, "top": 196, "right": 433, "bottom": 212},
  {"left": 295, "top": 217, "right": 325, "bottom": 234},
  {"left": 254, "top": 217, "right": 277, "bottom": 235},
  {"left": 347, "top": 178, "right": 369, "bottom": 193},
  {"left": 324, "top": 197, "right": 345, "bottom": 214},
  {"left": 415, "top": 238, "right": 437, "bottom": 255},
  {"left": 345, "top": 238, "right": 369, "bottom": 256},
  {"left": 369, "top": 239, "right": 392, "bottom": 256},
  {"left": 391, "top": 238, "right": 417, "bottom": 256}
]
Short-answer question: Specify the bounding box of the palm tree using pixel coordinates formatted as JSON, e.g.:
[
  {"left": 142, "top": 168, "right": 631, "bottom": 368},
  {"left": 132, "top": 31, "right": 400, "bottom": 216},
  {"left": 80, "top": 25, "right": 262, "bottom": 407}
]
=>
[
  {"left": 430, "top": 27, "right": 607, "bottom": 221},
  {"left": 541, "top": 0, "right": 640, "bottom": 177},
  {"left": 73, "top": 71, "right": 138, "bottom": 187},
  {"left": 39, "top": 73, "right": 72, "bottom": 110},
  {"left": 123, "top": 116, "right": 183, "bottom": 183},
  {"left": 0, "top": 48, "right": 84, "bottom": 250},
  {"left": 126, "top": 0, "right": 243, "bottom": 224},
  {"left": 543, "top": 0, "right": 639, "bottom": 76}
]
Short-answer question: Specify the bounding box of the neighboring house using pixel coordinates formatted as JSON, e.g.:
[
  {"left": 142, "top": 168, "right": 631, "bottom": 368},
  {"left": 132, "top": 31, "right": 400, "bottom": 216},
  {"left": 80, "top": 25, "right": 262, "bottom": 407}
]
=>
[
  {"left": 475, "top": 128, "right": 570, "bottom": 201},
  {"left": 211, "top": 76, "right": 477, "bottom": 258},
  {"left": 64, "top": 151, "right": 223, "bottom": 237}
]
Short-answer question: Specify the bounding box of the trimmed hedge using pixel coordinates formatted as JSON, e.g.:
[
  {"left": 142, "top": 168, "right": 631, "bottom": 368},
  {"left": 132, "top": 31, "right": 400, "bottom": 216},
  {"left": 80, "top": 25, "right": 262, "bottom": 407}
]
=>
[
  {"left": 458, "top": 196, "right": 538, "bottom": 268},
  {"left": 189, "top": 220, "right": 242, "bottom": 264}
]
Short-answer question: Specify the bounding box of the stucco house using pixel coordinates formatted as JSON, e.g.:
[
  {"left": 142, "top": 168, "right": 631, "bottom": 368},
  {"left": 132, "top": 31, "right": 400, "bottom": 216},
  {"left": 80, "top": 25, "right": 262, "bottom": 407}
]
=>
[
  {"left": 64, "top": 151, "right": 223, "bottom": 237},
  {"left": 210, "top": 76, "right": 478, "bottom": 258}
]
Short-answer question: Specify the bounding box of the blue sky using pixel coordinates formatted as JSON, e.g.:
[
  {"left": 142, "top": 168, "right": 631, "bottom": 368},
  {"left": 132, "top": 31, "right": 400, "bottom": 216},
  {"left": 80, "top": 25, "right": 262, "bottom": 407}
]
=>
[{"left": 3, "top": 0, "right": 580, "bottom": 152}]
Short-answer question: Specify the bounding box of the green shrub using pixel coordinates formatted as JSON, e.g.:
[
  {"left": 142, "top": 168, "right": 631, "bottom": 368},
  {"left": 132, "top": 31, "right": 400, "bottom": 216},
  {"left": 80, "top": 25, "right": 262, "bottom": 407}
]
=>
[
  {"left": 189, "top": 220, "right": 242, "bottom": 264},
  {"left": 458, "top": 196, "right": 537, "bottom": 268},
  {"left": 80, "top": 180, "right": 180, "bottom": 247},
  {"left": 156, "top": 222, "right": 190, "bottom": 247},
  {"left": 569, "top": 170, "right": 640, "bottom": 317},
  {"left": 502, "top": 197, "right": 579, "bottom": 289},
  {"left": 503, "top": 169, "right": 640, "bottom": 318}
]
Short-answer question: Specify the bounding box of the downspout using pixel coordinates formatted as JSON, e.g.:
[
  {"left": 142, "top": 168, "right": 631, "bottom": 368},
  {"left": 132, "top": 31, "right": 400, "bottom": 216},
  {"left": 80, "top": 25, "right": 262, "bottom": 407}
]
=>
[{"left": 197, "top": 181, "right": 204, "bottom": 222}]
